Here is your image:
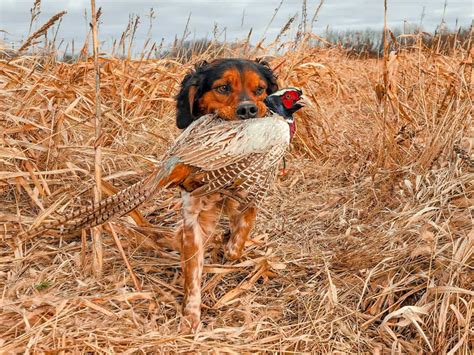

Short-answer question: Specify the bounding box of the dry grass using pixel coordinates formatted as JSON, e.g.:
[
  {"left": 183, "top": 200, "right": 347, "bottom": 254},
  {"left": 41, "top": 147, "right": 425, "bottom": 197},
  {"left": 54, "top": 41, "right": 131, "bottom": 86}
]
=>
[{"left": 0, "top": 29, "right": 473, "bottom": 353}]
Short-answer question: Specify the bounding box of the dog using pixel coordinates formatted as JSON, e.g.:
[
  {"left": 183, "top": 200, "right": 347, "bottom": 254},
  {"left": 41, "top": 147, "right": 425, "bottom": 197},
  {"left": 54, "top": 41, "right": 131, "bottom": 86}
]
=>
[{"left": 174, "top": 58, "right": 279, "bottom": 330}]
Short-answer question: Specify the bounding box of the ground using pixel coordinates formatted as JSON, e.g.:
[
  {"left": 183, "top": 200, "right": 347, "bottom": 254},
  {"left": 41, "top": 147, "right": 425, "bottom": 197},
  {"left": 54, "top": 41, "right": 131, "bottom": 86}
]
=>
[{"left": 0, "top": 43, "right": 472, "bottom": 352}]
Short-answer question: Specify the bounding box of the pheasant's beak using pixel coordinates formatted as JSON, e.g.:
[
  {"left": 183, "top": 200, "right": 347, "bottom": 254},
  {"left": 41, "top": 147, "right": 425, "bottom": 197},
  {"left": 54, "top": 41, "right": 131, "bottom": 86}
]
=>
[
  {"left": 291, "top": 94, "right": 311, "bottom": 112},
  {"left": 298, "top": 94, "right": 312, "bottom": 108}
]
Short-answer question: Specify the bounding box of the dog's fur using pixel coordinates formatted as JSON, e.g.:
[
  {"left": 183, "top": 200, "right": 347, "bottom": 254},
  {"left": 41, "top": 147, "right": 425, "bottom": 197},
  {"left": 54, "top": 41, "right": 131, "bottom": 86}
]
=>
[{"left": 174, "top": 59, "right": 278, "bottom": 331}]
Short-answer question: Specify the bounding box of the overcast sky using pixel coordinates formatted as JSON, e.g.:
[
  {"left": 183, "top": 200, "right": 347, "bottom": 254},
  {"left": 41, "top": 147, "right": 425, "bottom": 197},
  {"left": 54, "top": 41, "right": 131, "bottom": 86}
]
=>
[{"left": 1, "top": 0, "right": 472, "bottom": 52}]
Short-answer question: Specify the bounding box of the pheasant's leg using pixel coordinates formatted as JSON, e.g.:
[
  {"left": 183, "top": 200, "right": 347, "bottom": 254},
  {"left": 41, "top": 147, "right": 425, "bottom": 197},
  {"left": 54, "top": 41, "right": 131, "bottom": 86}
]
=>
[
  {"left": 180, "top": 193, "right": 221, "bottom": 331},
  {"left": 224, "top": 199, "right": 257, "bottom": 261}
]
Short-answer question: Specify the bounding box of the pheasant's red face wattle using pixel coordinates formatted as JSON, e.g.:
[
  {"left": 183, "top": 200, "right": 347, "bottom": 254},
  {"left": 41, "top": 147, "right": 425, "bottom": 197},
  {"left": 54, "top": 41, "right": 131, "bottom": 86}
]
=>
[{"left": 282, "top": 90, "right": 301, "bottom": 109}]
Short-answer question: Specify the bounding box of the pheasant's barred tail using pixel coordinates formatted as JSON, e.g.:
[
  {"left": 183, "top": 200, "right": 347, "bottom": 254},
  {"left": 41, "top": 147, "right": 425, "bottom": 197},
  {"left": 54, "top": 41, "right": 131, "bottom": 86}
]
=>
[
  {"left": 59, "top": 173, "right": 158, "bottom": 233},
  {"left": 19, "top": 157, "right": 181, "bottom": 240}
]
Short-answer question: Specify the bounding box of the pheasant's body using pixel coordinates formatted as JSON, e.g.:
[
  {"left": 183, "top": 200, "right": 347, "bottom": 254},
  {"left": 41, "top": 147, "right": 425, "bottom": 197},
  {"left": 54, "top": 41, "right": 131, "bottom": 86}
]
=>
[
  {"left": 20, "top": 113, "right": 290, "bottom": 238},
  {"left": 173, "top": 114, "right": 289, "bottom": 205}
]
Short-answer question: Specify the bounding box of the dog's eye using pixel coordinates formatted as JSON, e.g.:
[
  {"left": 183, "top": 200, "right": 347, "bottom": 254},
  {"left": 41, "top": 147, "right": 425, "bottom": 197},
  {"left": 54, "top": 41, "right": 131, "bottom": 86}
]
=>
[
  {"left": 255, "top": 86, "right": 265, "bottom": 96},
  {"left": 215, "top": 85, "right": 230, "bottom": 95}
]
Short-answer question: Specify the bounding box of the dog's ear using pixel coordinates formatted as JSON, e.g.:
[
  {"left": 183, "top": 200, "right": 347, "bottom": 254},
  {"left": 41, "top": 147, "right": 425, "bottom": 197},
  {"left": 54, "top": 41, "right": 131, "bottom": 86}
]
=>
[
  {"left": 255, "top": 59, "right": 278, "bottom": 94},
  {"left": 176, "top": 73, "right": 199, "bottom": 129},
  {"left": 175, "top": 61, "right": 210, "bottom": 129}
]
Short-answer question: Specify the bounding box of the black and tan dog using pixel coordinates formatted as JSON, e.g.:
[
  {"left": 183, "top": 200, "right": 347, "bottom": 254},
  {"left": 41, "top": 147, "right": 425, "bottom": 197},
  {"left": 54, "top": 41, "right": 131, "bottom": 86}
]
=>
[
  {"left": 176, "top": 58, "right": 278, "bottom": 128},
  {"left": 174, "top": 58, "right": 279, "bottom": 329}
]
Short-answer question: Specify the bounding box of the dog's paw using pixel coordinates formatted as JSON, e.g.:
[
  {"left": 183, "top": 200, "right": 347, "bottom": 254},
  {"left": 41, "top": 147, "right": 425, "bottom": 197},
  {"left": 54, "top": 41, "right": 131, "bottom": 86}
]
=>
[{"left": 179, "top": 313, "right": 201, "bottom": 334}]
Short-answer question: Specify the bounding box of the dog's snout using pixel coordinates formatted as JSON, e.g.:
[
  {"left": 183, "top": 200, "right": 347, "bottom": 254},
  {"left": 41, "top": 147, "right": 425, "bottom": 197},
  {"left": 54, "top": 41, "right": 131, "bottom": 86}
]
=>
[{"left": 236, "top": 102, "right": 258, "bottom": 119}]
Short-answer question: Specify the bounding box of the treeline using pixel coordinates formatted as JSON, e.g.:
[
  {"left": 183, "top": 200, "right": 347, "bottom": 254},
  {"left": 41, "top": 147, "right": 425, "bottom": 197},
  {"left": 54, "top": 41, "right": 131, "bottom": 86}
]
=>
[
  {"left": 159, "top": 26, "right": 473, "bottom": 60},
  {"left": 322, "top": 25, "right": 472, "bottom": 57},
  {"left": 4, "top": 26, "right": 470, "bottom": 62}
]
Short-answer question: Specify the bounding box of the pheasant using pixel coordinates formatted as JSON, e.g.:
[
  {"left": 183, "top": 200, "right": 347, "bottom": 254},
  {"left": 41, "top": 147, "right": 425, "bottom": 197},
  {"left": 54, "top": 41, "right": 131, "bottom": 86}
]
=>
[{"left": 18, "top": 87, "right": 306, "bottom": 330}]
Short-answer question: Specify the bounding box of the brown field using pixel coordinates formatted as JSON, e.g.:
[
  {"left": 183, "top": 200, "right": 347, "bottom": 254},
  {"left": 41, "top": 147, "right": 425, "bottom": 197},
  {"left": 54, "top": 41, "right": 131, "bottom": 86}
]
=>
[{"left": 0, "top": 21, "right": 473, "bottom": 353}]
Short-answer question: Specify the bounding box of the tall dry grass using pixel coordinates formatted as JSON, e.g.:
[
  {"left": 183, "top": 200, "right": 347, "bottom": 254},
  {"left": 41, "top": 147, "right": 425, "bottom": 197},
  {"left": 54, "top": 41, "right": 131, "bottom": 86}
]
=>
[{"left": 0, "top": 9, "right": 473, "bottom": 353}]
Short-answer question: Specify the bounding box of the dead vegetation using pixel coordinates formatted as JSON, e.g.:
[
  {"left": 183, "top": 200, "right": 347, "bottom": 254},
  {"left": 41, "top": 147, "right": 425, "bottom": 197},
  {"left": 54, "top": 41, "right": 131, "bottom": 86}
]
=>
[{"left": 0, "top": 13, "right": 473, "bottom": 354}]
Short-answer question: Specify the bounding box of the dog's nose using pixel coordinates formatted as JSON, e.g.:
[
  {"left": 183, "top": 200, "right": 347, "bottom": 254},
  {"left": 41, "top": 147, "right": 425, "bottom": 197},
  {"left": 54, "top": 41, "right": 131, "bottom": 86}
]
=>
[{"left": 236, "top": 102, "right": 258, "bottom": 119}]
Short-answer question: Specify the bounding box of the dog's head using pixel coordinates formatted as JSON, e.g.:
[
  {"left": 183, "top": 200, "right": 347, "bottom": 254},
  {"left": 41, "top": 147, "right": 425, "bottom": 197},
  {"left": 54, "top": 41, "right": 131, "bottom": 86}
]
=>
[{"left": 176, "top": 58, "right": 278, "bottom": 129}]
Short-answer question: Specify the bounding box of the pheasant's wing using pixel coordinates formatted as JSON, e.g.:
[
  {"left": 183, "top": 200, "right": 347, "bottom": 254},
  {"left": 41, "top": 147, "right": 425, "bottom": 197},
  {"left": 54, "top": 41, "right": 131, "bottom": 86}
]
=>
[
  {"left": 189, "top": 153, "right": 268, "bottom": 197},
  {"left": 241, "top": 160, "right": 280, "bottom": 206},
  {"left": 177, "top": 114, "right": 289, "bottom": 198}
]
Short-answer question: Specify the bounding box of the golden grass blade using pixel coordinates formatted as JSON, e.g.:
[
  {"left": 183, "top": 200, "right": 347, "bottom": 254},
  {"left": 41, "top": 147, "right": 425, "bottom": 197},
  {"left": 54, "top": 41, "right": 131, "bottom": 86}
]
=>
[
  {"left": 18, "top": 11, "right": 66, "bottom": 52},
  {"left": 108, "top": 223, "right": 142, "bottom": 291},
  {"left": 213, "top": 264, "right": 267, "bottom": 309},
  {"left": 90, "top": 0, "right": 104, "bottom": 278}
]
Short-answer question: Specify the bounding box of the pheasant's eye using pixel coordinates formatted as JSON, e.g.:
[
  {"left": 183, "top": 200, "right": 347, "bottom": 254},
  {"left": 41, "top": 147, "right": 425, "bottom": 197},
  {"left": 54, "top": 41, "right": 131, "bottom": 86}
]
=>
[
  {"left": 215, "top": 85, "right": 231, "bottom": 95},
  {"left": 285, "top": 94, "right": 292, "bottom": 100}
]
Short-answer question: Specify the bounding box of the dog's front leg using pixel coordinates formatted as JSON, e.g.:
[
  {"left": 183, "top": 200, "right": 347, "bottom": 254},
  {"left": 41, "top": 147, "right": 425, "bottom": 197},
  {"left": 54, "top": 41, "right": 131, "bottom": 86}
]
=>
[
  {"left": 180, "top": 192, "right": 220, "bottom": 332},
  {"left": 224, "top": 198, "right": 257, "bottom": 261}
]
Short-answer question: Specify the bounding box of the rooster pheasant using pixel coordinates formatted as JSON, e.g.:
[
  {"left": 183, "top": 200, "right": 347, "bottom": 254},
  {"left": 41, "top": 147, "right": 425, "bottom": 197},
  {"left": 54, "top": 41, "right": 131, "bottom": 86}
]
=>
[{"left": 18, "top": 87, "right": 305, "bottom": 330}]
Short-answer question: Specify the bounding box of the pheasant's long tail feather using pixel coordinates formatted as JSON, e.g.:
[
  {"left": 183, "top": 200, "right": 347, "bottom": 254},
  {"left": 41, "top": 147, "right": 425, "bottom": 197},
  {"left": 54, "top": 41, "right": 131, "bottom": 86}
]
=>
[{"left": 19, "top": 157, "right": 181, "bottom": 240}]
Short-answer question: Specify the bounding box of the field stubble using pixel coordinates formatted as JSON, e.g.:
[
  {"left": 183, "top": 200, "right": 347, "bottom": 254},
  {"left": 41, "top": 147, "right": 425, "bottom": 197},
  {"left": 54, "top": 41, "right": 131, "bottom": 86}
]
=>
[{"left": 0, "top": 35, "right": 473, "bottom": 352}]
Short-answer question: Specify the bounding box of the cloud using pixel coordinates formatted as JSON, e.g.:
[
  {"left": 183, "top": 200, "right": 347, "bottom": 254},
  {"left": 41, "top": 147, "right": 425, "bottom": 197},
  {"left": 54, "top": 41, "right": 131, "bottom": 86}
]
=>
[{"left": 0, "top": 0, "right": 471, "bottom": 52}]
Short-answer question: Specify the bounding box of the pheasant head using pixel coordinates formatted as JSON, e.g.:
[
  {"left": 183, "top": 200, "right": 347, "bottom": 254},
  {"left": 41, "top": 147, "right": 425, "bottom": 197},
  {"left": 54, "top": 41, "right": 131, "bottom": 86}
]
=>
[{"left": 264, "top": 87, "right": 305, "bottom": 139}]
